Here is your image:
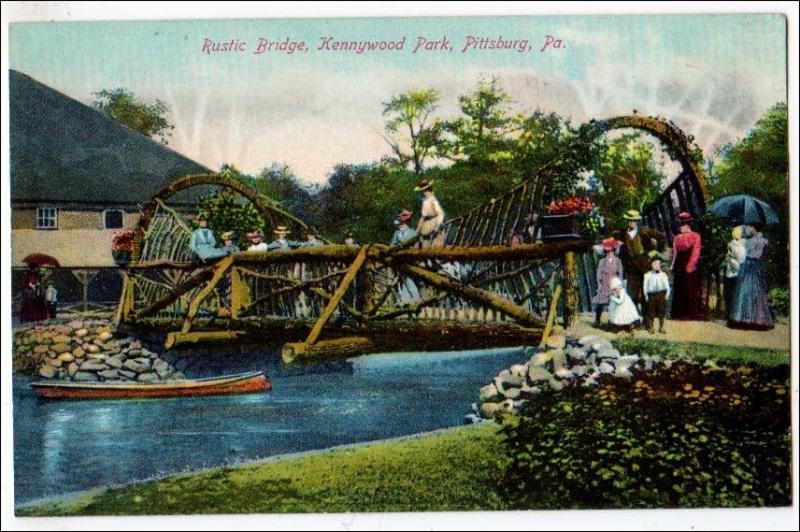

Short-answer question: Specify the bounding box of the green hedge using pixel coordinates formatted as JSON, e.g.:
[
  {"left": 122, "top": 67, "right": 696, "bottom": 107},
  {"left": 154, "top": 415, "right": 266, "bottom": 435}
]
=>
[{"left": 498, "top": 362, "right": 791, "bottom": 509}]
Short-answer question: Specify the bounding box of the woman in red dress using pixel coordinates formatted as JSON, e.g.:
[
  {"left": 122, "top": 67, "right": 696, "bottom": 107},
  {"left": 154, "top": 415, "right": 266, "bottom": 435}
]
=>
[{"left": 670, "top": 212, "right": 706, "bottom": 320}]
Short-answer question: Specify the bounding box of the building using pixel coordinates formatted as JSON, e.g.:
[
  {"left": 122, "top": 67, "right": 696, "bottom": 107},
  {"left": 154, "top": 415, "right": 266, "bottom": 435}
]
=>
[{"left": 10, "top": 69, "right": 211, "bottom": 311}]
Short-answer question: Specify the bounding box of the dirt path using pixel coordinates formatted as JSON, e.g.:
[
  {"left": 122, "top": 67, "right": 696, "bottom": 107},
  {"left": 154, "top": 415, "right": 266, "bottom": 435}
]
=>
[{"left": 565, "top": 313, "right": 791, "bottom": 351}]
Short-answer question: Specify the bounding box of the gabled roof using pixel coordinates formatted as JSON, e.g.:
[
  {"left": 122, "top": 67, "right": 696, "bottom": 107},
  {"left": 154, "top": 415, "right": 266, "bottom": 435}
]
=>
[{"left": 9, "top": 69, "right": 211, "bottom": 207}]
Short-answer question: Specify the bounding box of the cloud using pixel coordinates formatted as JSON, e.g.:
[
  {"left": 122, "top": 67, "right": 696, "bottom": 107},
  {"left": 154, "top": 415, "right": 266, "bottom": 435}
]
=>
[{"left": 155, "top": 57, "right": 782, "bottom": 185}]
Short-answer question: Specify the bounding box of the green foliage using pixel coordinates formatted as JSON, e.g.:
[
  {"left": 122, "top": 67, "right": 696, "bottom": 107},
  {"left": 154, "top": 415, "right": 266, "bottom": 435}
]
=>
[
  {"left": 592, "top": 132, "right": 667, "bottom": 231},
  {"left": 382, "top": 89, "right": 443, "bottom": 174},
  {"left": 709, "top": 103, "right": 788, "bottom": 288},
  {"left": 196, "top": 165, "right": 264, "bottom": 248},
  {"left": 697, "top": 212, "right": 730, "bottom": 278},
  {"left": 513, "top": 113, "right": 603, "bottom": 203},
  {"left": 439, "top": 76, "right": 516, "bottom": 165},
  {"left": 612, "top": 338, "right": 789, "bottom": 367},
  {"left": 499, "top": 362, "right": 791, "bottom": 509},
  {"left": 92, "top": 88, "right": 174, "bottom": 144},
  {"left": 247, "top": 163, "right": 320, "bottom": 227},
  {"left": 710, "top": 103, "right": 788, "bottom": 215},
  {"left": 768, "top": 288, "right": 789, "bottom": 316}
]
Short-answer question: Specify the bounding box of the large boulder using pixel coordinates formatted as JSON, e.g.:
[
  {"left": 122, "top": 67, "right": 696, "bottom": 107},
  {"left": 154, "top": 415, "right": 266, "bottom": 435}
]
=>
[
  {"left": 480, "top": 402, "right": 502, "bottom": 419},
  {"left": 67, "top": 362, "right": 79, "bottom": 377},
  {"left": 495, "top": 369, "right": 525, "bottom": 389},
  {"left": 479, "top": 383, "right": 500, "bottom": 402},
  {"left": 500, "top": 386, "right": 522, "bottom": 400},
  {"left": 106, "top": 354, "right": 125, "bottom": 369},
  {"left": 119, "top": 369, "right": 137, "bottom": 379},
  {"left": 73, "top": 371, "right": 99, "bottom": 382},
  {"left": 153, "top": 359, "right": 172, "bottom": 378},
  {"left": 38, "top": 365, "right": 56, "bottom": 379},
  {"left": 527, "top": 365, "right": 554, "bottom": 383},
  {"left": 98, "top": 369, "right": 120, "bottom": 380},
  {"left": 51, "top": 334, "right": 72, "bottom": 344},
  {"left": 137, "top": 372, "right": 159, "bottom": 383},
  {"left": 74, "top": 328, "right": 88, "bottom": 337},
  {"left": 79, "top": 360, "right": 107, "bottom": 372},
  {"left": 72, "top": 347, "right": 86, "bottom": 358},
  {"left": 123, "top": 358, "right": 151, "bottom": 373},
  {"left": 529, "top": 351, "right": 552, "bottom": 367}
]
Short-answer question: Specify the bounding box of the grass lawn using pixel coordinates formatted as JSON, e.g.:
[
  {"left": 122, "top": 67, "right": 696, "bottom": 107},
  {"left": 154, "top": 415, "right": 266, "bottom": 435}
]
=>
[
  {"left": 18, "top": 424, "right": 509, "bottom": 516},
  {"left": 612, "top": 338, "right": 790, "bottom": 367}
]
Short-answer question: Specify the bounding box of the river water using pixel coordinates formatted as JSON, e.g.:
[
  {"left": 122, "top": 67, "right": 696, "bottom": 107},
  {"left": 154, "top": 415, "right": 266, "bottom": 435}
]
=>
[{"left": 13, "top": 346, "right": 532, "bottom": 505}]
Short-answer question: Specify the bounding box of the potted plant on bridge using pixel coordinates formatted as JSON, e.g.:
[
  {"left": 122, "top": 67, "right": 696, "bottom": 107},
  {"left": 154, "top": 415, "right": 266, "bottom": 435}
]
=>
[
  {"left": 111, "top": 229, "right": 135, "bottom": 266},
  {"left": 540, "top": 196, "right": 598, "bottom": 241}
]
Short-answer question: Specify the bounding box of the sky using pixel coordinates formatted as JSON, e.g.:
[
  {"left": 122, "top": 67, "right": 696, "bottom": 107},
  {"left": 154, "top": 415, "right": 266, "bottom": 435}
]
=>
[{"left": 9, "top": 14, "right": 787, "bottom": 184}]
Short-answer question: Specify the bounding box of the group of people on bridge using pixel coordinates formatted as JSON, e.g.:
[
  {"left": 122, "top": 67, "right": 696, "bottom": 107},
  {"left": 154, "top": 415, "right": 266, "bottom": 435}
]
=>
[{"left": 186, "top": 178, "right": 774, "bottom": 331}]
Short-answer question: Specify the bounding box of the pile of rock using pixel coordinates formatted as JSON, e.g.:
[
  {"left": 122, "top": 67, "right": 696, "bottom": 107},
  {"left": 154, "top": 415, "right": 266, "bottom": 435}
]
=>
[
  {"left": 13, "top": 319, "right": 184, "bottom": 383},
  {"left": 470, "top": 334, "right": 664, "bottom": 421}
]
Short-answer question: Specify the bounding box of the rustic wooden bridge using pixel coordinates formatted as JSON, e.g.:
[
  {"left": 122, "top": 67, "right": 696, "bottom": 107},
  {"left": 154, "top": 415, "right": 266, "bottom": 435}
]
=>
[{"left": 115, "top": 115, "right": 708, "bottom": 362}]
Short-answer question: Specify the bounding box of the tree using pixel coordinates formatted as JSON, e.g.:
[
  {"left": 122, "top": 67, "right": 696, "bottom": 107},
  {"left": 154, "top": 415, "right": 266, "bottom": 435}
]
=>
[
  {"left": 441, "top": 76, "right": 515, "bottom": 166},
  {"left": 197, "top": 166, "right": 264, "bottom": 249},
  {"left": 382, "top": 89, "right": 443, "bottom": 174},
  {"left": 92, "top": 88, "right": 174, "bottom": 144},
  {"left": 709, "top": 102, "right": 788, "bottom": 289},
  {"left": 591, "top": 133, "right": 667, "bottom": 230},
  {"left": 249, "top": 163, "right": 320, "bottom": 227},
  {"left": 710, "top": 102, "right": 788, "bottom": 217},
  {"left": 512, "top": 111, "right": 605, "bottom": 203}
]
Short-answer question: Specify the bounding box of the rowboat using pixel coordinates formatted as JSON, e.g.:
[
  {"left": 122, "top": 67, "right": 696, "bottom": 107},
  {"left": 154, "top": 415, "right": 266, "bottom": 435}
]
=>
[{"left": 31, "top": 371, "right": 271, "bottom": 400}]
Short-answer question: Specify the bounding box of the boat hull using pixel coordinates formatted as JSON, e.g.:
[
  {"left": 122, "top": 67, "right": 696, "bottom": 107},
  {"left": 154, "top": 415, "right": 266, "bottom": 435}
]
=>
[{"left": 31, "top": 371, "right": 270, "bottom": 400}]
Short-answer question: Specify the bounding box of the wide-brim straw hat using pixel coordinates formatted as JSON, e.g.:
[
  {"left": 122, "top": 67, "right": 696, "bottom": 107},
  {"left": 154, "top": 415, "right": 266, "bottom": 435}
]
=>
[
  {"left": 648, "top": 250, "right": 662, "bottom": 261},
  {"left": 413, "top": 180, "right": 434, "bottom": 192},
  {"left": 246, "top": 230, "right": 263, "bottom": 239},
  {"left": 221, "top": 231, "right": 236, "bottom": 240},
  {"left": 678, "top": 211, "right": 694, "bottom": 223},
  {"left": 601, "top": 238, "right": 619, "bottom": 252},
  {"left": 396, "top": 209, "right": 413, "bottom": 223},
  {"left": 622, "top": 209, "right": 642, "bottom": 221},
  {"left": 273, "top": 225, "right": 291, "bottom": 236},
  {"left": 195, "top": 213, "right": 208, "bottom": 222}
]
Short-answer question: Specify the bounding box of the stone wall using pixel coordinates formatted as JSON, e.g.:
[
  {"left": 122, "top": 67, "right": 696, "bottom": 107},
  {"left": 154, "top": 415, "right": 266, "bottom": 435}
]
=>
[
  {"left": 469, "top": 334, "right": 665, "bottom": 421},
  {"left": 13, "top": 319, "right": 183, "bottom": 383}
]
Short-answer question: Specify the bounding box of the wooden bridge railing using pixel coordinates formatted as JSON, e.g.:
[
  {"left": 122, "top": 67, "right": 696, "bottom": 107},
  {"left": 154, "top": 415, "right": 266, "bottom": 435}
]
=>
[{"left": 117, "top": 240, "right": 591, "bottom": 356}]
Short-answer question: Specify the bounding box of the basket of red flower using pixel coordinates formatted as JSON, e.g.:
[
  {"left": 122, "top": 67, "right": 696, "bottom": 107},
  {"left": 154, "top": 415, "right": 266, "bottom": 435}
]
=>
[
  {"left": 540, "top": 196, "right": 595, "bottom": 241},
  {"left": 111, "top": 229, "right": 135, "bottom": 266}
]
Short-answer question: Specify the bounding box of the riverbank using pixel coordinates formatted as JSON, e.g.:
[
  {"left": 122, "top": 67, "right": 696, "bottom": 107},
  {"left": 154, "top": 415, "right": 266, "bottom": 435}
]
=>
[
  {"left": 17, "top": 340, "right": 791, "bottom": 516},
  {"left": 18, "top": 423, "right": 507, "bottom": 515}
]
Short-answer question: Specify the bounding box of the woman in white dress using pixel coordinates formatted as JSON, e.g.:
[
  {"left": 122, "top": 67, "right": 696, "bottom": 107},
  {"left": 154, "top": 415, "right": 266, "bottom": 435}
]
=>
[
  {"left": 607, "top": 276, "right": 642, "bottom": 335},
  {"left": 414, "top": 180, "right": 445, "bottom": 248}
]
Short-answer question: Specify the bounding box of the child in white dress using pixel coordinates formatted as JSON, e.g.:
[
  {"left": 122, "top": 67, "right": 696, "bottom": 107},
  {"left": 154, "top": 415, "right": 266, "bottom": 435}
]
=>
[{"left": 607, "top": 276, "right": 642, "bottom": 335}]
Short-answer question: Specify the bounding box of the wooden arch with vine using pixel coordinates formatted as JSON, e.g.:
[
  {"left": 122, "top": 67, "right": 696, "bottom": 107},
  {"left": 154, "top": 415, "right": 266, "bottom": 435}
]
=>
[
  {"left": 592, "top": 114, "right": 709, "bottom": 201},
  {"left": 131, "top": 172, "right": 323, "bottom": 263}
]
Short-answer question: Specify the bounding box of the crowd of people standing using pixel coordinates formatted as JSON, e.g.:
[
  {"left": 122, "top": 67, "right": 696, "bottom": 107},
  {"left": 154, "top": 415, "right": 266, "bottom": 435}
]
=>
[{"left": 592, "top": 208, "right": 774, "bottom": 334}]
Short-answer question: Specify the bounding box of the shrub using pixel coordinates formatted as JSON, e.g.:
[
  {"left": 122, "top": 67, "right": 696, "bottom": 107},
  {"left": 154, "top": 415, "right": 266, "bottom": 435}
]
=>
[
  {"left": 769, "top": 288, "right": 789, "bottom": 316},
  {"left": 498, "top": 362, "right": 791, "bottom": 509}
]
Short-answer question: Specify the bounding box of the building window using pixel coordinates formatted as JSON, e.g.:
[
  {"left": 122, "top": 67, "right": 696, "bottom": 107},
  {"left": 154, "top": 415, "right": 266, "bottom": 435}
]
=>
[
  {"left": 36, "top": 207, "right": 58, "bottom": 229},
  {"left": 103, "top": 209, "right": 124, "bottom": 229}
]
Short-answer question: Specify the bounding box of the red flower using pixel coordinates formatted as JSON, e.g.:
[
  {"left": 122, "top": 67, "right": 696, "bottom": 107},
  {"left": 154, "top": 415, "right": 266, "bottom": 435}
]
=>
[
  {"left": 111, "top": 229, "right": 135, "bottom": 252},
  {"left": 548, "top": 196, "right": 594, "bottom": 215}
]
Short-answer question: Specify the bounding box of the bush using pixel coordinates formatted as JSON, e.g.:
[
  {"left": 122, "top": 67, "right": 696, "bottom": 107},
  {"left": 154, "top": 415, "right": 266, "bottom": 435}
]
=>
[
  {"left": 769, "top": 288, "right": 789, "bottom": 316},
  {"left": 498, "top": 362, "right": 791, "bottom": 509}
]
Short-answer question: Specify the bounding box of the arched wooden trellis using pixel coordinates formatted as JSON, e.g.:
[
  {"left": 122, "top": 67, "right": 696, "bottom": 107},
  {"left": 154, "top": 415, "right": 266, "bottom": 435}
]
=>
[
  {"left": 131, "top": 172, "right": 323, "bottom": 263},
  {"left": 593, "top": 115, "right": 709, "bottom": 238}
]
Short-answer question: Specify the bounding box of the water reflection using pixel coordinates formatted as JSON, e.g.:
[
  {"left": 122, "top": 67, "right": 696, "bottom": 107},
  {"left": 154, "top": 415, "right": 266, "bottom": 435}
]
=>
[{"left": 15, "top": 346, "right": 529, "bottom": 504}]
